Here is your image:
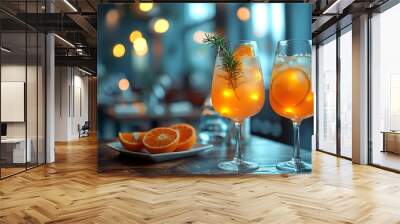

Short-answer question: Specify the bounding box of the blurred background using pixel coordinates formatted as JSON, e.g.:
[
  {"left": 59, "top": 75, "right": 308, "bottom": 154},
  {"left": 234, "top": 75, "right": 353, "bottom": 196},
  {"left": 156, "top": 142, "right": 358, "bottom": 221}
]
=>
[{"left": 97, "top": 3, "right": 313, "bottom": 149}]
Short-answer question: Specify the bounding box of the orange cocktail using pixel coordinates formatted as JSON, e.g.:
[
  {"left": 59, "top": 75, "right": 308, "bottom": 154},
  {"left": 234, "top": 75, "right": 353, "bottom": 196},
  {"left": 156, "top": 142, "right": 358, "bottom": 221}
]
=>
[
  {"left": 207, "top": 39, "right": 265, "bottom": 172},
  {"left": 270, "top": 40, "right": 313, "bottom": 173},
  {"left": 269, "top": 57, "right": 313, "bottom": 122},
  {"left": 211, "top": 57, "right": 265, "bottom": 122}
]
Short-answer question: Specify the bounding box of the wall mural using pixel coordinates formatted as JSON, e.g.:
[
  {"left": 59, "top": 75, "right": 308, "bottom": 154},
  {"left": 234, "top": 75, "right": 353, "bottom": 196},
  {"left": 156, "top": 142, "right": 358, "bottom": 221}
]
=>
[{"left": 97, "top": 3, "right": 313, "bottom": 174}]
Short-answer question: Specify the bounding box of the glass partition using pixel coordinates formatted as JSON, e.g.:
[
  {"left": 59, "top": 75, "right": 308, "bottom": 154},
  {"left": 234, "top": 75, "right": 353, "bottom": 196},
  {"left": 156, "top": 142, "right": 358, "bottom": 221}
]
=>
[
  {"left": 27, "top": 30, "right": 38, "bottom": 169},
  {"left": 317, "top": 36, "right": 337, "bottom": 155},
  {"left": 0, "top": 1, "right": 46, "bottom": 179},
  {"left": 1, "top": 30, "right": 28, "bottom": 177},
  {"left": 339, "top": 28, "right": 352, "bottom": 158},
  {"left": 371, "top": 3, "right": 400, "bottom": 171},
  {"left": 38, "top": 32, "right": 45, "bottom": 165}
]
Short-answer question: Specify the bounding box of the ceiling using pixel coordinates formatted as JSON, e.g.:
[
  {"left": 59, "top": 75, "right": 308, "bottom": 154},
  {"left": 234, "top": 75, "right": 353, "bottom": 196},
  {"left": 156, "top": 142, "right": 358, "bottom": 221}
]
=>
[{"left": 0, "top": 0, "right": 391, "bottom": 74}]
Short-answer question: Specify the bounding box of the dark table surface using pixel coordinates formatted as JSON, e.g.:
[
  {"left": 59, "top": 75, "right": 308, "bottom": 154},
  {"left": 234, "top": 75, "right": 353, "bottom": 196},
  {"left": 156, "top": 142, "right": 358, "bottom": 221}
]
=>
[
  {"left": 98, "top": 136, "right": 312, "bottom": 175},
  {"left": 105, "top": 106, "right": 202, "bottom": 121}
]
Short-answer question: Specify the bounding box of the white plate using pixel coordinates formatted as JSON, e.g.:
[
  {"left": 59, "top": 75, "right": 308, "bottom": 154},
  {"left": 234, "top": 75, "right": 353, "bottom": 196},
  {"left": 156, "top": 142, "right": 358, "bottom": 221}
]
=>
[{"left": 107, "top": 141, "right": 213, "bottom": 162}]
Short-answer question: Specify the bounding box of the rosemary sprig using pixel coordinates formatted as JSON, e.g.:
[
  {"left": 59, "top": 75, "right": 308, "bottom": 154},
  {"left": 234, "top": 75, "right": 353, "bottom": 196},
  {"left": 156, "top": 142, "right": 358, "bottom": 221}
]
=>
[{"left": 203, "top": 33, "right": 243, "bottom": 96}]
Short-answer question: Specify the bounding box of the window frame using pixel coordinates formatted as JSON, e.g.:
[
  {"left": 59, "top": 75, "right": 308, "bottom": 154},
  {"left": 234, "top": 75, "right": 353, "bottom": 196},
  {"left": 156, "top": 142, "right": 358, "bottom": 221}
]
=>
[
  {"left": 315, "top": 23, "right": 353, "bottom": 161},
  {"left": 368, "top": 0, "right": 400, "bottom": 173}
]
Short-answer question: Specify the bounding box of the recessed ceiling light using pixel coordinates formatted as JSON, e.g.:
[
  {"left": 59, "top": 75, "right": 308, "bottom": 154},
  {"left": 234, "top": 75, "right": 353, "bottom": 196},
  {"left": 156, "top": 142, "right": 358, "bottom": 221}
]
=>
[
  {"left": 78, "top": 67, "right": 93, "bottom": 76},
  {"left": 323, "top": 0, "right": 353, "bottom": 15},
  {"left": 54, "top": 34, "right": 75, "bottom": 48},
  {"left": 1, "top": 47, "right": 11, "bottom": 53},
  {"left": 63, "top": 0, "right": 78, "bottom": 12}
]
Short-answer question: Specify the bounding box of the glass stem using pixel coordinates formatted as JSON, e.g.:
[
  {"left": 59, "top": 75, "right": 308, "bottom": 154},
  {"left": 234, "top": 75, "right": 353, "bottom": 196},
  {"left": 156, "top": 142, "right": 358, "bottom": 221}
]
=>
[
  {"left": 234, "top": 121, "right": 243, "bottom": 165},
  {"left": 292, "top": 121, "right": 301, "bottom": 166}
]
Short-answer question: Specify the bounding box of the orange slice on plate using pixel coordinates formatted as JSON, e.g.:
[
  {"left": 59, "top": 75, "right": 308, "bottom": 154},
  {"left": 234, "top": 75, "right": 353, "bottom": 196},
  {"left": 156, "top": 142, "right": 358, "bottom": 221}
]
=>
[
  {"left": 118, "top": 132, "right": 146, "bottom": 152},
  {"left": 233, "top": 45, "right": 254, "bottom": 60},
  {"left": 143, "top": 127, "right": 179, "bottom": 154},
  {"left": 170, "top": 123, "right": 197, "bottom": 151}
]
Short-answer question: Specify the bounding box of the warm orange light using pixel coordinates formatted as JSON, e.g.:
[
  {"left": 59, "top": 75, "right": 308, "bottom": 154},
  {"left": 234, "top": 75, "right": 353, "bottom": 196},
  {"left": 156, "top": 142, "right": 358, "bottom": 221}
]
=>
[
  {"left": 285, "top": 107, "right": 294, "bottom": 113},
  {"left": 129, "top": 30, "right": 142, "bottom": 43},
  {"left": 105, "top": 9, "right": 119, "bottom": 28},
  {"left": 132, "top": 102, "right": 146, "bottom": 115},
  {"left": 133, "top": 37, "right": 148, "bottom": 56},
  {"left": 139, "top": 3, "right": 153, "bottom": 12},
  {"left": 220, "top": 107, "right": 231, "bottom": 115},
  {"left": 211, "top": 68, "right": 265, "bottom": 122},
  {"left": 306, "top": 92, "right": 313, "bottom": 102},
  {"left": 153, "top": 18, "right": 169, "bottom": 33},
  {"left": 193, "top": 31, "right": 205, "bottom": 44},
  {"left": 112, "top": 43, "right": 125, "bottom": 58},
  {"left": 118, "top": 78, "right": 130, "bottom": 91},
  {"left": 289, "top": 72, "right": 299, "bottom": 82},
  {"left": 250, "top": 93, "right": 259, "bottom": 101},
  {"left": 237, "top": 7, "right": 250, "bottom": 21},
  {"left": 222, "top": 89, "right": 233, "bottom": 98},
  {"left": 135, "top": 46, "right": 148, "bottom": 56}
]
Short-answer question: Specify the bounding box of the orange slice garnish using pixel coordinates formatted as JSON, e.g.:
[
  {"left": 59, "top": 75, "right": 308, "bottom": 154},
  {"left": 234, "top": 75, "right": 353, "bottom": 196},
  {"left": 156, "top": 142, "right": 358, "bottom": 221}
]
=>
[
  {"left": 143, "top": 127, "right": 179, "bottom": 154},
  {"left": 118, "top": 132, "right": 146, "bottom": 152},
  {"left": 169, "top": 123, "right": 197, "bottom": 151},
  {"left": 270, "top": 67, "right": 311, "bottom": 107},
  {"left": 233, "top": 45, "right": 254, "bottom": 60}
]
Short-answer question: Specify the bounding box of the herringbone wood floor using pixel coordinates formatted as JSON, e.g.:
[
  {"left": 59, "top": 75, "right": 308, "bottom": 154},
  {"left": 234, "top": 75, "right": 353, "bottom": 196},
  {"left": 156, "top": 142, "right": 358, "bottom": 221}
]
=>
[{"left": 1, "top": 136, "right": 400, "bottom": 224}]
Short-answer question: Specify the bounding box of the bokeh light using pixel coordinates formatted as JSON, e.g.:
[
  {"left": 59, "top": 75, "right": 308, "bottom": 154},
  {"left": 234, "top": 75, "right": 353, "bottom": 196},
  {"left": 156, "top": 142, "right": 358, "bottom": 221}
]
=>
[
  {"left": 139, "top": 3, "right": 153, "bottom": 12},
  {"left": 306, "top": 92, "right": 313, "bottom": 102},
  {"left": 153, "top": 18, "right": 170, "bottom": 33},
  {"left": 133, "top": 37, "right": 148, "bottom": 56},
  {"left": 188, "top": 4, "right": 215, "bottom": 22},
  {"left": 252, "top": 4, "right": 267, "bottom": 38},
  {"left": 105, "top": 9, "right": 120, "bottom": 28},
  {"left": 220, "top": 107, "right": 231, "bottom": 116},
  {"left": 222, "top": 89, "right": 233, "bottom": 98},
  {"left": 284, "top": 107, "right": 294, "bottom": 113},
  {"left": 193, "top": 30, "right": 205, "bottom": 44},
  {"left": 118, "top": 78, "right": 130, "bottom": 91},
  {"left": 113, "top": 43, "right": 125, "bottom": 58},
  {"left": 129, "top": 30, "right": 142, "bottom": 43},
  {"left": 237, "top": 7, "right": 250, "bottom": 21},
  {"left": 250, "top": 93, "right": 259, "bottom": 101}
]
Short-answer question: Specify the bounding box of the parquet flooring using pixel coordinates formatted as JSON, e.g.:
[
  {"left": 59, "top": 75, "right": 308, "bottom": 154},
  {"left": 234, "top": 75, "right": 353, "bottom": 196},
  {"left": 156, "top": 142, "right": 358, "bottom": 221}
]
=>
[
  {"left": 1, "top": 167, "right": 26, "bottom": 178},
  {"left": 1, "top": 135, "right": 400, "bottom": 223}
]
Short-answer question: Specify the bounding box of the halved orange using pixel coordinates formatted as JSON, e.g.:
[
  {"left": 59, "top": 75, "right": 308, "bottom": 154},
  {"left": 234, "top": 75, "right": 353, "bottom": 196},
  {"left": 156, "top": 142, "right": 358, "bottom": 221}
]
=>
[
  {"left": 270, "top": 67, "right": 311, "bottom": 106},
  {"left": 233, "top": 45, "right": 254, "bottom": 60},
  {"left": 118, "top": 132, "right": 146, "bottom": 152},
  {"left": 169, "top": 123, "right": 197, "bottom": 151},
  {"left": 143, "top": 127, "right": 179, "bottom": 154}
]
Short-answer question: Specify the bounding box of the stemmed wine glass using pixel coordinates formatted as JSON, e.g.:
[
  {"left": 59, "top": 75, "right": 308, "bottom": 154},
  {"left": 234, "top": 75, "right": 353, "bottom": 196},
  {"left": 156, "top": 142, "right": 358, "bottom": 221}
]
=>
[
  {"left": 269, "top": 40, "right": 313, "bottom": 172},
  {"left": 210, "top": 41, "right": 265, "bottom": 172}
]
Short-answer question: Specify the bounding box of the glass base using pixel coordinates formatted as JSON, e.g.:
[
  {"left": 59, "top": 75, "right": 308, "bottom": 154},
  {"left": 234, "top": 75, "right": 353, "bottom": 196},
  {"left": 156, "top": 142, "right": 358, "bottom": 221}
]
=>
[
  {"left": 218, "top": 160, "right": 259, "bottom": 172},
  {"left": 276, "top": 160, "right": 311, "bottom": 173}
]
